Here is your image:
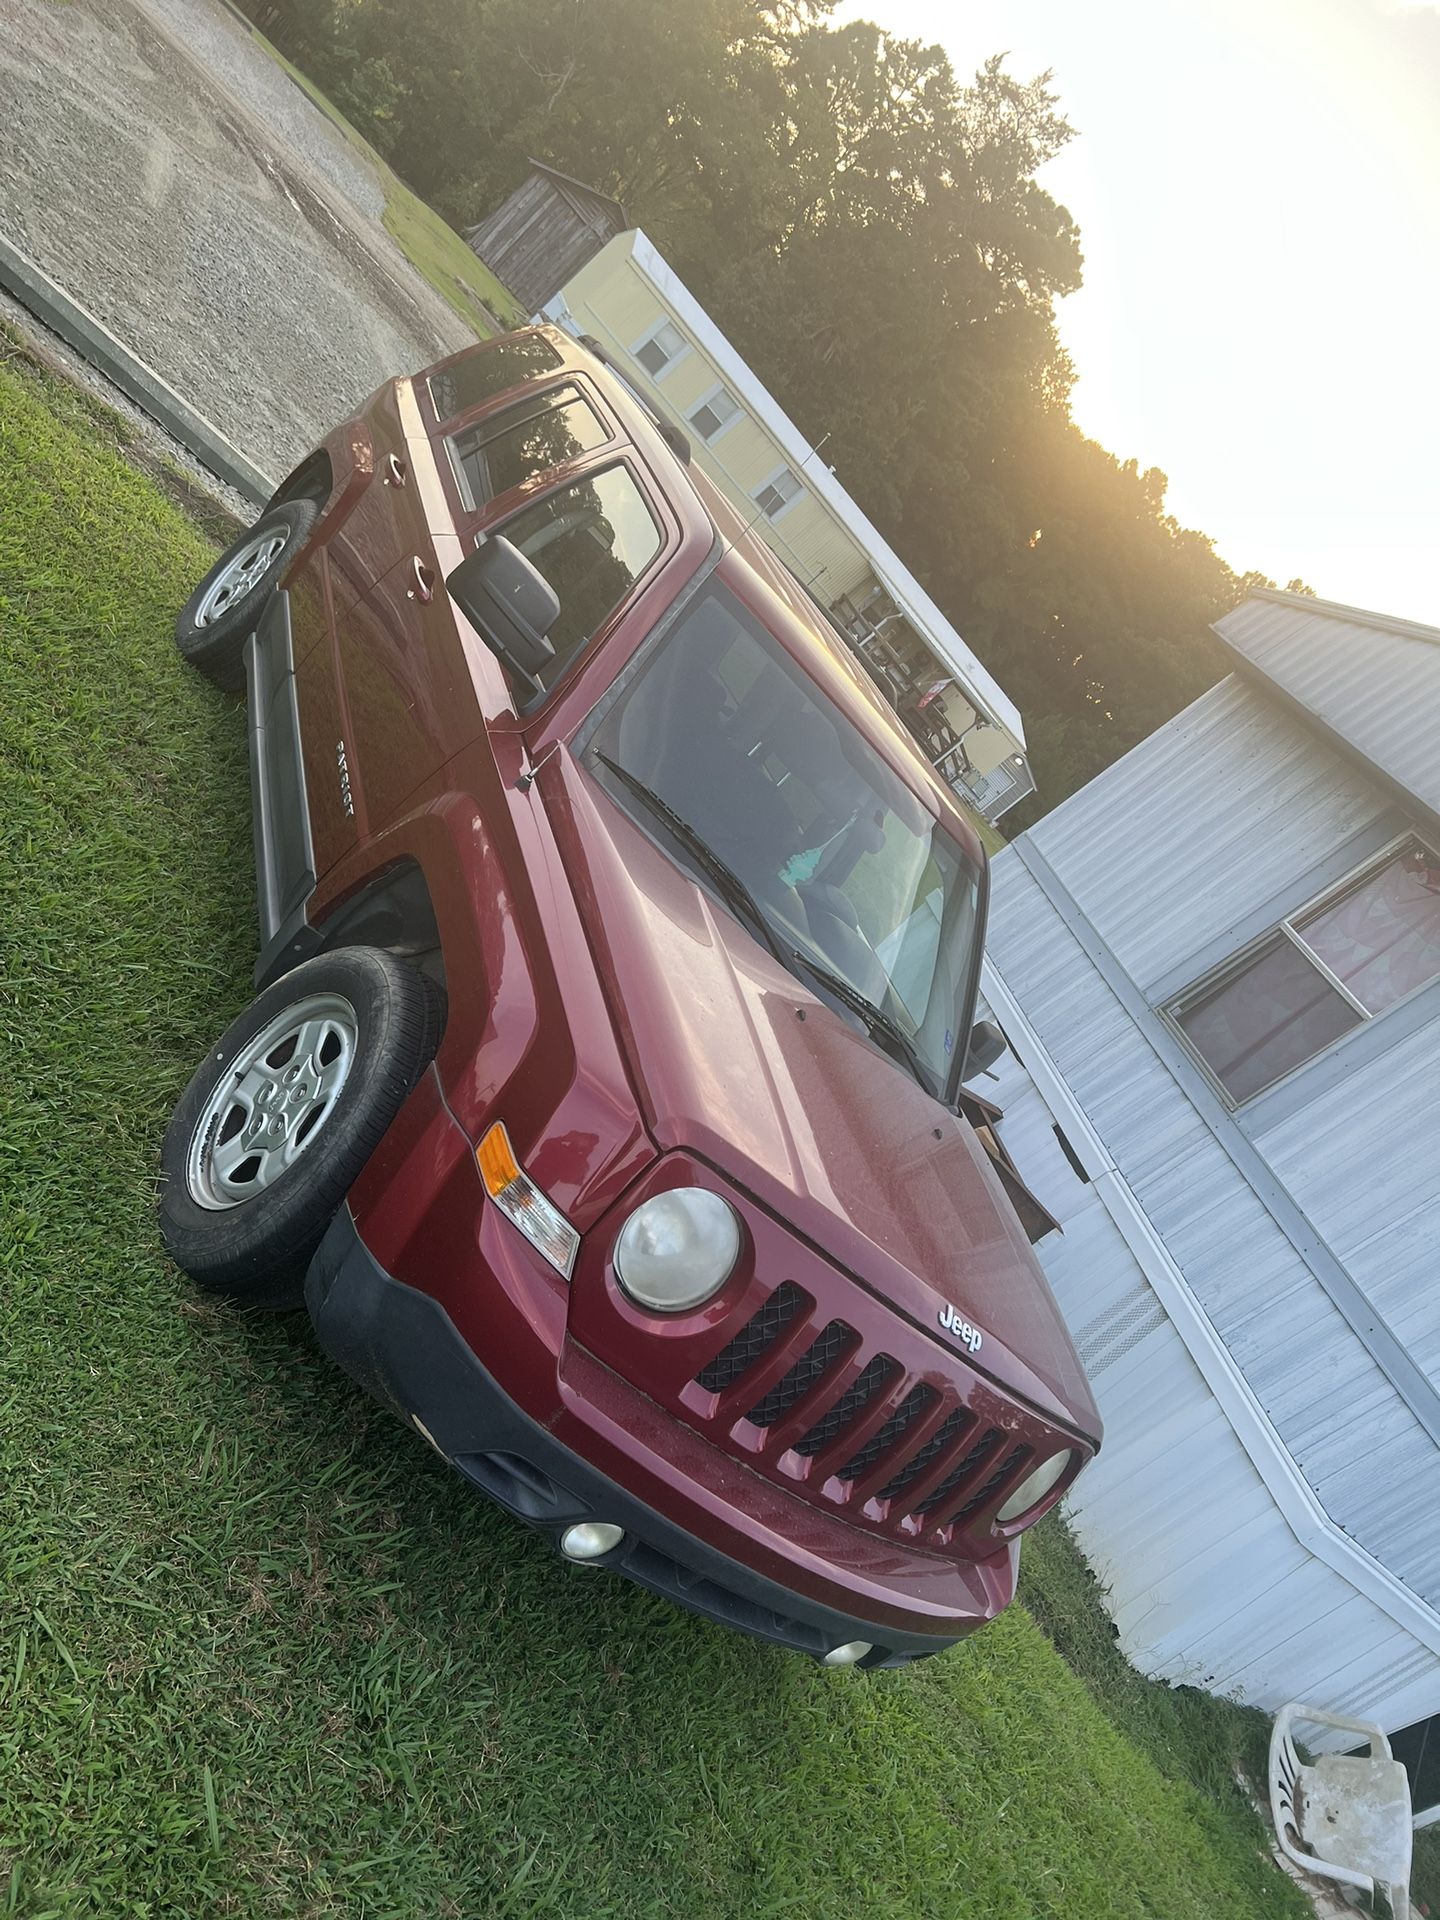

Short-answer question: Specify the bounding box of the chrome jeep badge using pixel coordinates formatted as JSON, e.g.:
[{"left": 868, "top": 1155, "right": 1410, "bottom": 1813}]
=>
[{"left": 937, "top": 1303, "right": 983, "bottom": 1354}]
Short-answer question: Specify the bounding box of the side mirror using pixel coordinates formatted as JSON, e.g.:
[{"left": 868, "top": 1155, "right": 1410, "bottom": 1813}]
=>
[
  {"left": 966, "top": 1019, "right": 1007, "bottom": 1077},
  {"left": 446, "top": 534, "right": 560, "bottom": 695}
]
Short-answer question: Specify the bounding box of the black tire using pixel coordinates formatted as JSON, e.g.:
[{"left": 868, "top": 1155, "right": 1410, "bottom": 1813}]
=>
[
  {"left": 175, "top": 498, "right": 319, "bottom": 692},
  {"left": 158, "top": 948, "right": 446, "bottom": 1308}
]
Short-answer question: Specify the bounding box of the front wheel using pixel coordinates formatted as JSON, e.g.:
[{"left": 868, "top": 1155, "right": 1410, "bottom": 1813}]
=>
[
  {"left": 175, "top": 497, "right": 319, "bottom": 692},
  {"left": 157, "top": 947, "right": 445, "bottom": 1308}
]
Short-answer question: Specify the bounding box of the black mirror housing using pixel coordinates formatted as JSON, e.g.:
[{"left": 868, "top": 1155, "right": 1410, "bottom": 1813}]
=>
[
  {"left": 966, "top": 1019, "right": 1007, "bottom": 1076},
  {"left": 445, "top": 535, "right": 560, "bottom": 694}
]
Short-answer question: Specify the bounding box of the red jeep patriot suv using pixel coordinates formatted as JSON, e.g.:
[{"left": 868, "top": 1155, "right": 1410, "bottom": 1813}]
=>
[{"left": 159, "top": 326, "right": 1100, "bottom": 1667}]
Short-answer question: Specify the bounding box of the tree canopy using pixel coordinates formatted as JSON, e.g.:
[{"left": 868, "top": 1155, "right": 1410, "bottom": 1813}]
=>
[{"left": 244, "top": 0, "right": 1296, "bottom": 825}]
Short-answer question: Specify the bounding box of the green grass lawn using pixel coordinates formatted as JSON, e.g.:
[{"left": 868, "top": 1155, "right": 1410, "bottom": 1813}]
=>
[
  {"left": 0, "top": 338, "right": 1317, "bottom": 1918},
  {"left": 229, "top": 13, "right": 526, "bottom": 337}
]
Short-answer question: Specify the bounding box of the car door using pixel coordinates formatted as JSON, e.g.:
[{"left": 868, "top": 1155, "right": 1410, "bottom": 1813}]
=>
[
  {"left": 327, "top": 546, "right": 480, "bottom": 844},
  {"left": 326, "top": 378, "right": 625, "bottom": 844},
  {"left": 323, "top": 384, "right": 433, "bottom": 615}
]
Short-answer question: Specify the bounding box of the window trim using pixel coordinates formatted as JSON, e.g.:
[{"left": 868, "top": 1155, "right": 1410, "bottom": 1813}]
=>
[
  {"left": 686, "top": 380, "right": 741, "bottom": 445},
  {"left": 629, "top": 316, "right": 690, "bottom": 383},
  {"left": 1160, "top": 832, "right": 1440, "bottom": 1107},
  {"left": 432, "top": 370, "right": 623, "bottom": 529},
  {"left": 752, "top": 461, "right": 804, "bottom": 523}
]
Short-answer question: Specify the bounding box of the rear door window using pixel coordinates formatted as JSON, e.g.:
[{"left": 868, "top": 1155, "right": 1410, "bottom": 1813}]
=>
[
  {"left": 426, "top": 334, "right": 562, "bottom": 421},
  {"left": 493, "top": 465, "right": 662, "bottom": 698},
  {"left": 446, "top": 384, "right": 610, "bottom": 512}
]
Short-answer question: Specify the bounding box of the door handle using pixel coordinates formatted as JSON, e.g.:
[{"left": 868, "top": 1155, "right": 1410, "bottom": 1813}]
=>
[
  {"left": 406, "top": 557, "right": 435, "bottom": 604},
  {"left": 383, "top": 453, "right": 408, "bottom": 487}
]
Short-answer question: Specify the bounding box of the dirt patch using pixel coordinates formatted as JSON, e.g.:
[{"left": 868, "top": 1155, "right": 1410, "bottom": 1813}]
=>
[{"left": 0, "top": 0, "right": 474, "bottom": 482}]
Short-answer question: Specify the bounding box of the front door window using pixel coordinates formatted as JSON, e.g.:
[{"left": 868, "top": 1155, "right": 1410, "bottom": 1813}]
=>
[{"left": 492, "top": 466, "right": 662, "bottom": 697}]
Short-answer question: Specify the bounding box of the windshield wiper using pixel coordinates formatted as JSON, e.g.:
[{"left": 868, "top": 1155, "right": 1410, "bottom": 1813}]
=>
[
  {"left": 594, "top": 754, "right": 790, "bottom": 966},
  {"left": 786, "top": 949, "right": 935, "bottom": 1096},
  {"left": 594, "top": 754, "right": 937, "bottom": 1096}
]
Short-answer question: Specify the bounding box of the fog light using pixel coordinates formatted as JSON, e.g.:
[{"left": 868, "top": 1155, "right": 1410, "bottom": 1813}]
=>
[
  {"left": 822, "top": 1640, "right": 873, "bottom": 1668},
  {"left": 560, "top": 1521, "right": 625, "bottom": 1562}
]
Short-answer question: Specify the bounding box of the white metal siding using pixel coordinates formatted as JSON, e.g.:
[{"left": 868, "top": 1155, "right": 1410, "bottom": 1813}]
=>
[
  {"left": 993, "top": 1129, "right": 1440, "bottom": 1738},
  {"left": 1258, "top": 1018, "right": 1440, "bottom": 1392},
  {"left": 1215, "top": 594, "right": 1440, "bottom": 828},
  {"left": 981, "top": 599, "right": 1440, "bottom": 1736},
  {"left": 985, "top": 851, "right": 1440, "bottom": 1606},
  {"left": 1025, "top": 677, "right": 1388, "bottom": 991}
]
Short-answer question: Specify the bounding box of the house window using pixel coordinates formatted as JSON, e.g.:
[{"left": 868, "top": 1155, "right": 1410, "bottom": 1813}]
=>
[
  {"left": 1166, "top": 839, "right": 1440, "bottom": 1103},
  {"left": 754, "top": 466, "right": 802, "bottom": 520},
  {"left": 688, "top": 385, "right": 739, "bottom": 442},
  {"left": 633, "top": 319, "right": 687, "bottom": 380}
]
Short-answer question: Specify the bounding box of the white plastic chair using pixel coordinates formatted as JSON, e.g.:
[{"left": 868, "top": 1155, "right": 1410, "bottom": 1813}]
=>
[{"left": 1270, "top": 1703, "right": 1412, "bottom": 1917}]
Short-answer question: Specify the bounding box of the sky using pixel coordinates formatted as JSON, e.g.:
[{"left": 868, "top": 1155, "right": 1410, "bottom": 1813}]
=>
[{"left": 846, "top": 0, "right": 1440, "bottom": 623}]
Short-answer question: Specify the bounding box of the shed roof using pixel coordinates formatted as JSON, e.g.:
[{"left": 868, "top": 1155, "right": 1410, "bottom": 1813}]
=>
[
  {"left": 525, "top": 160, "right": 626, "bottom": 229},
  {"left": 1214, "top": 588, "right": 1440, "bottom": 837},
  {"left": 591, "top": 231, "right": 1025, "bottom": 746}
]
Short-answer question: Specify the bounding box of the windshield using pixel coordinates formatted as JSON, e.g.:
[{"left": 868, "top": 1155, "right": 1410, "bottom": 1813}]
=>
[{"left": 586, "top": 583, "right": 982, "bottom": 1095}]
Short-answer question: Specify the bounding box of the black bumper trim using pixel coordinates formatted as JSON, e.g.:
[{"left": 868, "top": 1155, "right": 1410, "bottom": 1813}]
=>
[{"left": 305, "top": 1207, "right": 962, "bottom": 1666}]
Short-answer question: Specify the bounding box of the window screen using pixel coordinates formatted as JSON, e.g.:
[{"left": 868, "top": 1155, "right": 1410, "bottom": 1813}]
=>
[
  {"left": 447, "top": 385, "right": 609, "bottom": 511},
  {"left": 427, "top": 335, "right": 562, "bottom": 421},
  {"left": 494, "top": 466, "right": 661, "bottom": 697},
  {"left": 634, "top": 321, "right": 685, "bottom": 379},
  {"left": 755, "top": 468, "right": 801, "bottom": 519},
  {"left": 689, "top": 387, "right": 739, "bottom": 442},
  {"left": 1296, "top": 846, "right": 1440, "bottom": 1013},
  {"left": 1170, "top": 841, "right": 1440, "bottom": 1102}
]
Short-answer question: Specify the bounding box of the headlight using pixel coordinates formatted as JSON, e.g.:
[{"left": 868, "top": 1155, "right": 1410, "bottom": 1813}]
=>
[
  {"left": 996, "top": 1450, "right": 1075, "bottom": 1525},
  {"left": 614, "top": 1187, "right": 741, "bottom": 1312}
]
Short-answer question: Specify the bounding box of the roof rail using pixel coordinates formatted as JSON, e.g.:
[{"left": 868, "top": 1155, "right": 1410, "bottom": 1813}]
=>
[{"left": 578, "top": 333, "right": 692, "bottom": 467}]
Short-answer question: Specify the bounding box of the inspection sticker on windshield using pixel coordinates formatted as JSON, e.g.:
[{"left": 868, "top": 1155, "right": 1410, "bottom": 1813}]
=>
[{"left": 937, "top": 1303, "right": 983, "bottom": 1353}]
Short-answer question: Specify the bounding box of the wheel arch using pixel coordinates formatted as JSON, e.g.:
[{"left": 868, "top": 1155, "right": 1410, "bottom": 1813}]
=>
[
  {"left": 311, "top": 859, "right": 445, "bottom": 993},
  {"left": 256, "top": 857, "right": 447, "bottom": 1011},
  {"left": 265, "top": 448, "right": 335, "bottom": 515}
]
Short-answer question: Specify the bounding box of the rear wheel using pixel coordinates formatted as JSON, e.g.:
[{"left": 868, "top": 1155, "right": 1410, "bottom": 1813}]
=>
[
  {"left": 157, "top": 947, "right": 445, "bottom": 1307},
  {"left": 175, "top": 497, "right": 319, "bottom": 692}
]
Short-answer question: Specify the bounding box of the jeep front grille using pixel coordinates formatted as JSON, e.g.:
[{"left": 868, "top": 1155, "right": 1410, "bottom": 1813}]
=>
[
  {"left": 685, "top": 1287, "right": 1040, "bottom": 1551},
  {"left": 791, "top": 1354, "right": 896, "bottom": 1457}
]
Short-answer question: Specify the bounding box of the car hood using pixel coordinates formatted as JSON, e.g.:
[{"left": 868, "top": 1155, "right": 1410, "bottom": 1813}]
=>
[{"left": 551, "top": 757, "right": 1101, "bottom": 1442}]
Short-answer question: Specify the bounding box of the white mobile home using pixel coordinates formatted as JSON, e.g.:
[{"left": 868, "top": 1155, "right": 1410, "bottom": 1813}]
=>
[{"left": 978, "top": 589, "right": 1440, "bottom": 1819}]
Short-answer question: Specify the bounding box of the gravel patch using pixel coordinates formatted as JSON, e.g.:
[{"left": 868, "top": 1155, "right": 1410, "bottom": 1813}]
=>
[
  {"left": 139, "top": 0, "right": 386, "bottom": 220},
  {"left": 0, "top": 0, "right": 474, "bottom": 480}
]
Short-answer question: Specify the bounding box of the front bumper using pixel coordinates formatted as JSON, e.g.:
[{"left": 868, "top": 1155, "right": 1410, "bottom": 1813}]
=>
[{"left": 306, "top": 1204, "right": 971, "bottom": 1666}]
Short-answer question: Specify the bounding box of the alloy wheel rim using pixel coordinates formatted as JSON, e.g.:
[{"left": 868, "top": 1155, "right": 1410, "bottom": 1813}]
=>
[
  {"left": 194, "top": 527, "right": 289, "bottom": 628},
  {"left": 185, "top": 994, "right": 358, "bottom": 1209}
]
